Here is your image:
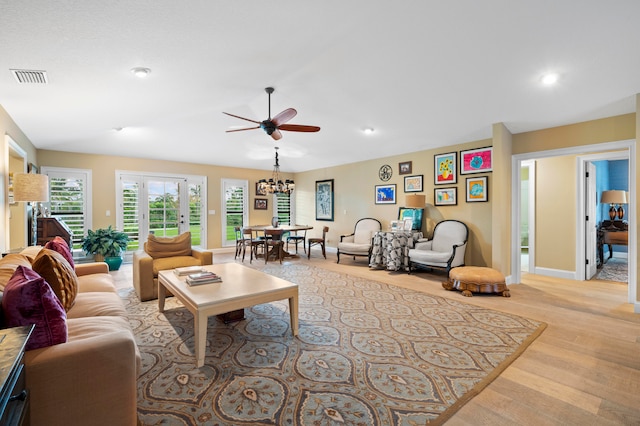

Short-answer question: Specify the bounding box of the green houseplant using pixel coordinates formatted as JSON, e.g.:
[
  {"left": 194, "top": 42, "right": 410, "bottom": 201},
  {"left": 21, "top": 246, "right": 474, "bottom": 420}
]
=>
[{"left": 81, "top": 226, "right": 130, "bottom": 270}]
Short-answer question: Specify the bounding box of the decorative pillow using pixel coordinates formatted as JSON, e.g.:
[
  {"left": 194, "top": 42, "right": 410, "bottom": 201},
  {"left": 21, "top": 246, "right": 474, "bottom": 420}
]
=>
[
  {"left": 2, "top": 266, "right": 67, "bottom": 351},
  {"left": 44, "top": 236, "right": 74, "bottom": 268},
  {"left": 32, "top": 248, "right": 78, "bottom": 311},
  {"left": 144, "top": 232, "right": 192, "bottom": 259}
]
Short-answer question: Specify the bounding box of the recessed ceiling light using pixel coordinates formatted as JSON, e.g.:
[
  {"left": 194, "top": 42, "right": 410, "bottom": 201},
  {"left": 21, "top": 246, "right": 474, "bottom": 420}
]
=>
[
  {"left": 131, "top": 67, "right": 151, "bottom": 78},
  {"left": 541, "top": 72, "right": 559, "bottom": 85},
  {"left": 363, "top": 128, "right": 375, "bottom": 135},
  {"left": 113, "top": 127, "right": 125, "bottom": 132}
]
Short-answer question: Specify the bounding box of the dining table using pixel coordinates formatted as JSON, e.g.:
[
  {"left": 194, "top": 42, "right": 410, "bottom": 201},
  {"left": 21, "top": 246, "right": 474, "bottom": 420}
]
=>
[{"left": 248, "top": 224, "right": 314, "bottom": 260}]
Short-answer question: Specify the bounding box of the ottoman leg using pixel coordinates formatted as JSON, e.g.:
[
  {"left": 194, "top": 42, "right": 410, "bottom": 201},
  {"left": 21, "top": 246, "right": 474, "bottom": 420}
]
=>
[
  {"left": 442, "top": 280, "right": 455, "bottom": 291},
  {"left": 461, "top": 290, "right": 473, "bottom": 297}
]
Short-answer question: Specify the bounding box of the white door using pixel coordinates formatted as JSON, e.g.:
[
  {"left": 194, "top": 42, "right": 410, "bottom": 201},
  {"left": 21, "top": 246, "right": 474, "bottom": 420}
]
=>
[
  {"left": 142, "top": 177, "right": 189, "bottom": 239},
  {"left": 585, "top": 162, "right": 598, "bottom": 279}
]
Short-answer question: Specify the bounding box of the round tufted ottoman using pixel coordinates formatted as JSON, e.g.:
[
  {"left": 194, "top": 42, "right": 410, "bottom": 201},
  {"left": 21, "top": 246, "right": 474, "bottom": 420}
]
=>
[{"left": 443, "top": 266, "right": 510, "bottom": 297}]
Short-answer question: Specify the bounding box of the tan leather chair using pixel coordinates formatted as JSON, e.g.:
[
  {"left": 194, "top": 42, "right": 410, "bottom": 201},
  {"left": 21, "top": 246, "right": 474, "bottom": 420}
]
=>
[{"left": 133, "top": 232, "right": 213, "bottom": 301}]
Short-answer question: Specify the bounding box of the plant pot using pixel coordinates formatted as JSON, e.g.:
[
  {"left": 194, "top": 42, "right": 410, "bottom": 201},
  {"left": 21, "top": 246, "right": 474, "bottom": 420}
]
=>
[
  {"left": 104, "top": 256, "right": 123, "bottom": 271},
  {"left": 94, "top": 254, "right": 105, "bottom": 263}
]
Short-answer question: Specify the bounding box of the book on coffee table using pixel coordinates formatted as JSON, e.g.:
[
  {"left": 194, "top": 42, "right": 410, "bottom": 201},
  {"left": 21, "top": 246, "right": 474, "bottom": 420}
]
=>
[
  {"left": 186, "top": 271, "right": 222, "bottom": 286},
  {"left": 174, "top": 266, "right": 206, "bottom": 276}
]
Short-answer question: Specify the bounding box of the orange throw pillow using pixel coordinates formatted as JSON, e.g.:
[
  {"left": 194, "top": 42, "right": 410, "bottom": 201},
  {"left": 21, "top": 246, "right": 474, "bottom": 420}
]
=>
[
  {"left": 32, "top": 248, "right": 79, "bottom": 312},
  {"left": 144, "top": 232, "right": 192, "bottom": 259}
]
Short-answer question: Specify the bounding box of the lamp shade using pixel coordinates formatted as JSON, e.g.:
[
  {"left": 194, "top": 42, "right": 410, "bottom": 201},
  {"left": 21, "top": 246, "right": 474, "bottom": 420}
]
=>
[
  {"left": 405, "top": 194, "right": 426, "bottom": 208},
  {"left": 13, "top": 173, "right": 49, "bottom": 202},
  {"left": 600, "top": 190, "right": 627, "bottom": 205}
]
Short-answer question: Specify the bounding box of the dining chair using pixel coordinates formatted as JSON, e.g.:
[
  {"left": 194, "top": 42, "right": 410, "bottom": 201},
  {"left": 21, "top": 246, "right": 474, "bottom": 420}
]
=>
[
  {"left": 234, "top": 226, "right": 245, "bottom": 259},
  {"left": 241, "top": 227, "right": 264, "bottom": 263},
  {"left": 286, "top": 225, "right": 308, "bottom": 254},
  {"left": 308, "top": 226, "right": 329, "bottom": 259},
  {"left": 263, "top": 228, "right": 284, "bottom": 264}
]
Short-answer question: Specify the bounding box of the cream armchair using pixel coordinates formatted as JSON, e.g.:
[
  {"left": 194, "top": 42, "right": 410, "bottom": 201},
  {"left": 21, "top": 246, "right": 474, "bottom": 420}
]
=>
[
  {"left": 337, "top": 218, "right": 381, "bottom": 263},
  {"left": 133, "top": 232, "right": 213, "bottom": 301},
  {"left": 408, "top": 220, "right": 468, "bottom": 273}
]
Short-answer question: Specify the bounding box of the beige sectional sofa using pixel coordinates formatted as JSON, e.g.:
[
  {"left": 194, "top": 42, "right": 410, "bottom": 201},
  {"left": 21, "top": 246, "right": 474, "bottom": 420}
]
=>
[{"left": 0, "top": 246, "right": 140, "bottom": 426}]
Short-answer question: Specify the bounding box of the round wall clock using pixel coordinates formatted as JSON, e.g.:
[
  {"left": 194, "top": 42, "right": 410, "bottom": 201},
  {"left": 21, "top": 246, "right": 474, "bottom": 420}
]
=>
[{"left": 378, "top": 164, "right": 392, "bottom": 181}]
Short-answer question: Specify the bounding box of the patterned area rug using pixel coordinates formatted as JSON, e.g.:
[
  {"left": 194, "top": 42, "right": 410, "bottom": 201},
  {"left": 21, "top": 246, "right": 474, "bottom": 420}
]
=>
[
  {"left": 123, "top": 263, "right": 546, "bottom": 425},
  {"left": 595, "top": 257, "right": 628, "bottom": 283}
]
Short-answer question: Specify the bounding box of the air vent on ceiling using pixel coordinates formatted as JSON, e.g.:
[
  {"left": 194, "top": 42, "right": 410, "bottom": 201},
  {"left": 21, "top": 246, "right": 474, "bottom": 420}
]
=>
[{"left": 10, "top": 69, "right": 48, "bottom": 84}]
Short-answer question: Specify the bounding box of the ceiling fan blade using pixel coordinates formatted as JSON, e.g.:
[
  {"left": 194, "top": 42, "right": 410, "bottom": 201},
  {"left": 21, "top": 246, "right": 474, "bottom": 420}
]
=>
[
  {"left": 271, "top": 108, "right": 297, "bottom": 126},
  {"left": 278, "top": 124, "right": 321, "bottom": 132},
  {"left": 226, "top": 126, "right": 260, "bottom": 133},
  {"left": 223, "top": 111, "right": 261, "bottom": 124},
  {"left": 271, "top": 129, "right": 283, "bottom": 140}
]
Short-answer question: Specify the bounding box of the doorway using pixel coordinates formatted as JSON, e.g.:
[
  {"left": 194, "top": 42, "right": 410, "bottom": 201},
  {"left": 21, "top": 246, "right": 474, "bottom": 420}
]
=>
[{"left": 511, "top": 139, "right": 636, "bottom": 305}]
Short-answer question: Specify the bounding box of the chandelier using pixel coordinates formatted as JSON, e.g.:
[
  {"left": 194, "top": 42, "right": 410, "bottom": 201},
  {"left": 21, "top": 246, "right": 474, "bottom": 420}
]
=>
[{"left": 258, "top": 147, "right": 295, "bottom": 194}]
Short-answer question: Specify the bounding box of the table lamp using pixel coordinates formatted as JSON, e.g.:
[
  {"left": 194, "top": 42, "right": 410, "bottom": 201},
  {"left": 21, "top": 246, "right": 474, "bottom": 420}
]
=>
[
  {"left": 13, "top": 173, "right": 50, "bottom": 245},
  {"left": 405, "top": 194, "right": 426, "bottom": 208},
  {"left": 600, "top": 190, "right": 627, "bottom": 221}
]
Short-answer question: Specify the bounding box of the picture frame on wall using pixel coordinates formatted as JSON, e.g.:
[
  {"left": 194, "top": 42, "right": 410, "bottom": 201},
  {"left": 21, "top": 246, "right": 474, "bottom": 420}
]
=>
[
  {"left": 375, "top": 184, "right": 397, "bottom": 204},
  {"left": 434, "top": 152, "right": 457, "bottom": 184},
  {"left": 315, "top": 179, "right": 334, "bottom": 221},
  {"left": 465, "top": 176, "right": 488, "bottom": 202},
  {"left": 255, "top": 182, "right": 267, "bottom": 196},
  {"left": 254, "top": 198, "right": 268, "bottom": 210},
  {"left": 460, "top": 146, "right": 493, "bottom": 174},
  {"left": 399, "top": 161, "right": 412, "bottom": 175},
  {"left": 434, "top": 187, "right": 457, "bottom": 206},
  {"left": 404, "top": 175, "right": 423, "bottom": 193}
]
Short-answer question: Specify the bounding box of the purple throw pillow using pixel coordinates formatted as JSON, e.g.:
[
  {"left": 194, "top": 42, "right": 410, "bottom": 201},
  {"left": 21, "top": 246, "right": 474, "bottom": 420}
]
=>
[
  {"left": 2, "top": 266, "right": 67, "bottom": 351},
  {"left": 44, "top": 236, "right": 74, "bottom": 269}
]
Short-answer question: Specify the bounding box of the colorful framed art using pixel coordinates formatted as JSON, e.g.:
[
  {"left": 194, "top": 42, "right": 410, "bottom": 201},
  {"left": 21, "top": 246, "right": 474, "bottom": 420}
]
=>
[
  {"left": 375, "top": 184, "right": 396, "bottom": 204},
  {"left": 434, "top": 152, "right": 457, "bottom": 184},
  {"left": 315, "top": 179, "right": 335, "bottom": 221},
  {"left": 460, "top": 146, "right": 493, "bottom": 174},
  {"left": 465, "top": 176, "right": 488, "bottom": 202},
  {"left": 434, "top": 187, "right": 457, "bottom": 206},
  {"left": 404, "top": 175, "right": 423, "bottom": 193}
]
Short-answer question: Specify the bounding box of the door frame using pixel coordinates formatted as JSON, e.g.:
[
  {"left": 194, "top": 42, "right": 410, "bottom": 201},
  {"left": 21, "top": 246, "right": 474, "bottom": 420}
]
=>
[
  {"left": 520, "top": 159, "right": 536, "bottom": 273},
  {"left": 511, "top": 138, "right": 636, "bottom": 305}
]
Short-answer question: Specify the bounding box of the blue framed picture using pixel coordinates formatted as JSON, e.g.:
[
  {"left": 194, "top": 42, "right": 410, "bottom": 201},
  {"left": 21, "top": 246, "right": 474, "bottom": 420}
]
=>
[{"left": 375, "top": 184, "right": 396, "bottom": 204}]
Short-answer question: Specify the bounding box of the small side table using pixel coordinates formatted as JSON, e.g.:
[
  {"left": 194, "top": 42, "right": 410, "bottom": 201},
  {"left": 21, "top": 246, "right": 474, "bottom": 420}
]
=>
[
  {"left": 443, "top": 266, "right": 510, "bottom": 297},
  {"left": 0, "top": 325, "right": 34, "bottom": 426}
]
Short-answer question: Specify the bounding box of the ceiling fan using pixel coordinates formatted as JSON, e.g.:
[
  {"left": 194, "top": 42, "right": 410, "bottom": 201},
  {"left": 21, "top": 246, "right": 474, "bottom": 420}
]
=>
[{"left": 223, "top": 87, "right": 320, "bottom": 141}]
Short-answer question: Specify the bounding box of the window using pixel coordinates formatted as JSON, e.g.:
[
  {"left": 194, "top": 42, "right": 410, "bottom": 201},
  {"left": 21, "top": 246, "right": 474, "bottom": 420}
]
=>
[
  {"left": 41, "top": 167, "right": 92, "bottom": 249},
  {"left": 275, "top": 192, "right": 291, "bottom": 226},
  {"left": 222, "top": 179, "right": 248, "bottom": 247}
]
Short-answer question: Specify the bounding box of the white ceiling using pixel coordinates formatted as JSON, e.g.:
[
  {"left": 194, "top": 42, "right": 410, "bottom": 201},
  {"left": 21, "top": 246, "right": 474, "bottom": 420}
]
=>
[{"left": 1, "top": 1, "right": 639, "bottom": 173}]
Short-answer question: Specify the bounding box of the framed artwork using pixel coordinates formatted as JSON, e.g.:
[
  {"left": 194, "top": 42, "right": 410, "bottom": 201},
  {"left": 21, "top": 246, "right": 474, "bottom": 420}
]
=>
[
  {"left": 315, "top": 179, "right": 334, "bottom": 221},
  {"left": 254, "top": 198, "right": 268, "bottom": 210},
  {"left": 466, "top": 176, "right": 488, "bottom": 202},
  {"left": 460, "top": 146, "right": 493, "bottom": 174},
  {"left": 434, "top": 187, "right": 457, "bottom": 206},
  {"left": 375, "top": 184, "right": 397, "bottom": 204},
  {"left": 404, "top": 174, "right": 423, "bottom": 193},
  {"left": 434, "top": 152, "right": 457, "bottom": 184},
  {"left": 399, "top": 161, "right": 412, "bottom": 175},
  {"left": 28, "top": 163, "right": 39, "bottom": 174},
  {"left": 255, "top": 182, "right": 267, "bottom": 196}
]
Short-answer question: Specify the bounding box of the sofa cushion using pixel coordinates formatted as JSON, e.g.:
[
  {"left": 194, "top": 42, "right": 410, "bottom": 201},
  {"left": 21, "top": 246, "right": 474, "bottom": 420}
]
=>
[
  {"left": 32, "top": 248, "right": 79, "bottom": 311},
  {"left": 44, "top": 236, "right": 74, "bottom": 268},
  {"left": 337, "top": 242, "right": 372, "bottom": 255},
  {"left": 152, "top": 255, "right": 202, "bottom": 275},
  {"left": 77, "top": 273, "right": 116, "bottom": 293},
  {"left": 67, "top": 292, "right": 128, "bottom": 319},
  {"left": 144, "top": 232, "right": 192, "bottom": 259},
  {"left": 0, "top": 254, "right": 33, "bottom": 290},
  {"left": 2, "top": 266, "right": 67, "bottom": 351}
]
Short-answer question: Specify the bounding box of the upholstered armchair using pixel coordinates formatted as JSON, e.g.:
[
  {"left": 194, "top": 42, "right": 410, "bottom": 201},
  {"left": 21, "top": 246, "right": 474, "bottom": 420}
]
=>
[
  {"left": 337, "top": 218, "right": 381, "bottom": 263},
  {"left": 408, "top": 220, "right": 468, "bottom": 273},
  {"left": 133, "top": 232, "right": 213, "bottom": 301}
]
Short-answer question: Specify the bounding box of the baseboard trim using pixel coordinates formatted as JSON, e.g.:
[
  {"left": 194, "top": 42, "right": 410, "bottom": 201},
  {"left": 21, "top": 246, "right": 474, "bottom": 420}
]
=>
[{"left": 532, "top": 266, "right": 577, "bottom": 280}]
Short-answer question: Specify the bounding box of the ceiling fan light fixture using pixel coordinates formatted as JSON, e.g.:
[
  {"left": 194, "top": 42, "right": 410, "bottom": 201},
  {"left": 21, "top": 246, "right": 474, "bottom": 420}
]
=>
[{"left": 131, "top": 67, "right": 151, "bottom": 78}]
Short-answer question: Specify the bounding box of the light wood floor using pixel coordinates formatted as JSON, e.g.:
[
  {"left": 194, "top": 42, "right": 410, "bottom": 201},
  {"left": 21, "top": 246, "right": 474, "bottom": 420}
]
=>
[{"left": 111, "top": 251, "right": 640, "bottom": 425}]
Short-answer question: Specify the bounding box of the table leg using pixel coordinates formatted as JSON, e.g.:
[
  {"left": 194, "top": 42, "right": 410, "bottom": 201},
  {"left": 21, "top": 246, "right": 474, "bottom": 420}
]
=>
[
  {"left": 158, "top": 281, "right": 166, "bottom": 313},
  {"left": 195, "top": 312, "right": 207, "bottom": 368},
  {"left": 288, "top": 295, "right": 299, "bottom": 336}
]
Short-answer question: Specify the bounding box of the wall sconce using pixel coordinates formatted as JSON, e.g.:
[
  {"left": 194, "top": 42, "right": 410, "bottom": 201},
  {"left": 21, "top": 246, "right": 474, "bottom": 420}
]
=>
[
  {"left": 13, "top": 173, "right": 49, "bottom": 245},
  {"left": 600, "top": 190, "right": 627, "bottom": 221}
]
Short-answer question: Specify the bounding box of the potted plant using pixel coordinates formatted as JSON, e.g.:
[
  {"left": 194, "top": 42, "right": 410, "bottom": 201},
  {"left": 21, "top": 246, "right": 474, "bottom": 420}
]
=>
[{"left": 81, "top": 226, "right": 130, "bottom": 271}]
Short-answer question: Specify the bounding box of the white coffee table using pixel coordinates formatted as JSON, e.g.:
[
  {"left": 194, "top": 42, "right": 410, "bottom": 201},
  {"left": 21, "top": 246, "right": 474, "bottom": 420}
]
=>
[{"left": 158, "top": 263, "right": 299, "bottom": 367}]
